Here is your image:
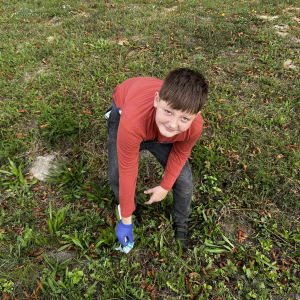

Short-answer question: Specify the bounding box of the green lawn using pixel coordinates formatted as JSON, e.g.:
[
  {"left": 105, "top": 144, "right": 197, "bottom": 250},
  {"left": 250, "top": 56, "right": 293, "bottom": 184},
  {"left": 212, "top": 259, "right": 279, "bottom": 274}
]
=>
[{"left": 0, "top": 0, "right": 300, "bottom": 299}]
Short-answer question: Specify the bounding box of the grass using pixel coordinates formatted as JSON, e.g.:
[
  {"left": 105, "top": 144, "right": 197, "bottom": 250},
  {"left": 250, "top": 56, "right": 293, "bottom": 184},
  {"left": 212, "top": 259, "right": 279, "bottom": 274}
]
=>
[{"left": 0, "top": 0, "right": 300, "bottom": 299}]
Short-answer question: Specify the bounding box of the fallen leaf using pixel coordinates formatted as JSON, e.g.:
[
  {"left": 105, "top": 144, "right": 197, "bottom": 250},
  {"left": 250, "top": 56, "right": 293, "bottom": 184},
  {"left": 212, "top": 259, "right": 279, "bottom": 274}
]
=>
[
  {"left": 240, "top": 108, "right": 246, "bottom": 116},
  {"left": 17, "top": 133, "right": 23, "bottom": 139},
  {"left": 101, "top": 197, "right": 110, "bottom": 201},
  {"left": 276, "top": 154, "right": 284, "bottom": 159},
  {"left": 284, "top": 145, "right": 297, "bottom": 150},
  {"left": 189, "top": 272, "right": 199, "bottom": 277},
  {"left": 141, "top": 282, "right": 148, "bottom": 288},
  {"left": 2, "top": 293, "right": 12, "bottom": 299},
  {"left": 82, "top": 109, "right": 91, "bottom": 115},
  {"left": 146, "top": 283, "right": 155, "bottom": 292},
  {"left": 18, "top": 110, "right": 26, "bottom": 113},
  {"left": 34, "top": 250, "right": 44, "bottom": 257},
  {"left": 10, "top": 265, "right": 24, "bottom": 271}
]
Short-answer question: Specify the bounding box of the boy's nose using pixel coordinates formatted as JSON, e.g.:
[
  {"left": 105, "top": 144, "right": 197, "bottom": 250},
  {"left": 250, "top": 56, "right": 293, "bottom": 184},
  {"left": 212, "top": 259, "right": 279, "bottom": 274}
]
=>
[{"left": 169, "top": 117, "right": 177, "bottom": 129}]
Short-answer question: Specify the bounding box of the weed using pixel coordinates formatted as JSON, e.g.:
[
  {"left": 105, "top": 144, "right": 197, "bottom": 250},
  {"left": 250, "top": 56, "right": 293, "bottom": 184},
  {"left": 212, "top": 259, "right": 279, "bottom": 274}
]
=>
[
  {"left": 48, "top": 203, "right": 70, "bottom": 237},
  {"left": 46, "top": 158, "right": 87, "bottom": 202},
  {"left": 0, "top": 158, "right": 38, "bottom": 191}
]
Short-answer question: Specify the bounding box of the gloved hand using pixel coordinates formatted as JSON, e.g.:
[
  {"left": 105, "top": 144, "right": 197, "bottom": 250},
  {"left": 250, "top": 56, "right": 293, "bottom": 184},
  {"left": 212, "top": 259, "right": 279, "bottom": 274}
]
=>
[{"left": 116, "top": 220, "right": 134, "bottom": 246}]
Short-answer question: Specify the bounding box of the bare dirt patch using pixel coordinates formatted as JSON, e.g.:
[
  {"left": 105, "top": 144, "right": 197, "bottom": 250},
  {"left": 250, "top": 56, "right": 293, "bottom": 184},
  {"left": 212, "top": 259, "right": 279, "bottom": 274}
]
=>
[
  {"left": 284, "top": 59, "right": 298, "bottom": 70},
  {"left": 24, "top": 65, "right": 48, "bottom": 83},
  {"left": 258, "top": 15, "right": 278, "bottom": 21},
  {"left": 29, "top": 153, "right": 59, "bottom": 181}
]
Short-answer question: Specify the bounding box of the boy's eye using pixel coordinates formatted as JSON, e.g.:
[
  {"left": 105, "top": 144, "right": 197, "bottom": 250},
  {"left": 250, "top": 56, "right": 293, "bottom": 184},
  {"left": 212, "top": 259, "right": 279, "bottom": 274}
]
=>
[
  {"left": 165, "top": 110, "right": 171, "bottom": 114},
  {"left": 182, "top": 117, "right": 189, "bottom": 122}
]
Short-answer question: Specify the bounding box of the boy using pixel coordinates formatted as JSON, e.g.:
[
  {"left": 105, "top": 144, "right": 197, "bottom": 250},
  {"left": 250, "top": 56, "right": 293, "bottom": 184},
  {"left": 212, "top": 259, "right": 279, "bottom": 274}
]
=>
[{"left": 106, "top": 68, "right": 208, "bottom": 247}]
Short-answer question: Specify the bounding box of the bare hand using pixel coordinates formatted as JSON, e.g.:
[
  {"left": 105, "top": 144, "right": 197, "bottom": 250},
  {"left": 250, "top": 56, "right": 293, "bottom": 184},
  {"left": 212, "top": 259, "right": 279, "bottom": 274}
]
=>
[{"left": 144, "top": 186, "right": 168, "bottom": 205}]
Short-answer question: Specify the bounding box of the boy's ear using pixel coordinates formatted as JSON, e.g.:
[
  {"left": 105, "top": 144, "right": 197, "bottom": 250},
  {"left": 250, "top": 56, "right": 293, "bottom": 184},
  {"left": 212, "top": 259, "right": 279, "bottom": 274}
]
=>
[
  {"left": 197, "top": 111, "right": 201, "bottom": 115},
  {"left": 153, "top": 92, "right": 160, "bottom": 108}
]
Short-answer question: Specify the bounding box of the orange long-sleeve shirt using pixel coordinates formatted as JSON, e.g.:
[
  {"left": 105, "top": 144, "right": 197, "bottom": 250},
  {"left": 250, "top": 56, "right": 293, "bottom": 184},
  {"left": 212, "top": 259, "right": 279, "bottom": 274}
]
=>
[{"left": 113, "top": 77, "right": 203, "bottom": 218}]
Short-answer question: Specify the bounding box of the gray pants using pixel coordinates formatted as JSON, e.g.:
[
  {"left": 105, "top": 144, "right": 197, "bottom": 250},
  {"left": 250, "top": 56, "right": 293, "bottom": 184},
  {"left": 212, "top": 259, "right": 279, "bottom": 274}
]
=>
[{"left": 107, "top": 103, "right": 193, "bottom": 223}]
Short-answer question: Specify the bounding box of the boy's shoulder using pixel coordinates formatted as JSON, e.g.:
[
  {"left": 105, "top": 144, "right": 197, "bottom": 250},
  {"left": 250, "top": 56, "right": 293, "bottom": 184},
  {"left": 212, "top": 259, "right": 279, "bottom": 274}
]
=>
[
  {"left": 114, "top": 77, "right": 163, "bottom": 112},
  {"left": 118, "top": 77, "right": 163, "bottom": 89}
]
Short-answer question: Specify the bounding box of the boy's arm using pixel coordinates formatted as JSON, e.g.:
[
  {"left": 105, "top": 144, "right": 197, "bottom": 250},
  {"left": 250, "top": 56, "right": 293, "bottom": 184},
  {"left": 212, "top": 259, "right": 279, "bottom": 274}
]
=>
[
  {"left": 161, "top": 135, "right": 200, "bottom": 191},
  {"left": 117, "top": 114, "right": 142, "bottom": 219}
]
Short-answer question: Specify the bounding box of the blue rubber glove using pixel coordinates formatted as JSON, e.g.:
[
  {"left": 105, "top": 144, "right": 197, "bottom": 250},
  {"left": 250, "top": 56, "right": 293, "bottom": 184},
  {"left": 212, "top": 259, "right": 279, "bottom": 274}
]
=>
[{"left": 116, "top": 220, "right": 134, "bottom": 246}]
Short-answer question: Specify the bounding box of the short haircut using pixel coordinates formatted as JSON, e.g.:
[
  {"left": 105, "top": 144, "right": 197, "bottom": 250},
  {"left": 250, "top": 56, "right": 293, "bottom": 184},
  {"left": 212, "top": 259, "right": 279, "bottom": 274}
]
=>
[{"left": 159, "top": 68, "right": 208, "bottom": 115}]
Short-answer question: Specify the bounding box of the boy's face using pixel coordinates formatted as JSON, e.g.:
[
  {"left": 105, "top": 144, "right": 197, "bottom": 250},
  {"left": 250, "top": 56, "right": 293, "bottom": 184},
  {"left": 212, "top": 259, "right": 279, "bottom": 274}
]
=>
[{"left": 153, "top": 92, "right": 199, "bottom": 138}]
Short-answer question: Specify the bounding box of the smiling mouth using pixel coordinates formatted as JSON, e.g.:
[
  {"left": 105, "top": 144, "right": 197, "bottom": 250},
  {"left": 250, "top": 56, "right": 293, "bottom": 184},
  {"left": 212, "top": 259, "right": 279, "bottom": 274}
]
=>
[{"left": 164, "top": 125, "right": 175, "bottom": 132}]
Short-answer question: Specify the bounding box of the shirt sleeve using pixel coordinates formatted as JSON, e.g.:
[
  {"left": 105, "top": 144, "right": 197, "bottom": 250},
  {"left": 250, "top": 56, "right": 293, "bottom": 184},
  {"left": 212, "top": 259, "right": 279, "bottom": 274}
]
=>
[
  {"left": 117, "top": 114, "right": 142, "bottom": 218},
  {"left": 160, "top": 133, "right": 200, "bottom": 191}
]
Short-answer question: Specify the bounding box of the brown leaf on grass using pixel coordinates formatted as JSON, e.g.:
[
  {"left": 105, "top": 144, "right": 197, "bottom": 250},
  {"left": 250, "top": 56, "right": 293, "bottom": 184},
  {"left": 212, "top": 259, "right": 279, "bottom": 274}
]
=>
[
  {"left": 34, "top": 110, "right": 41, "bottom": 114},
  {"left": 146, "top": 283, "right": 155, "bottom": 292},
  {"left": 82, "top": 109, "right": 91, "bottom": 115},
  {"left": 201, "top": 267, "right": 207, "bottom": 275},
  {"left": 101, "top": 198, "right": 110, "bottom": 201},
  {"left": 240, "top": 108, "right": 247, "bottom": 116},
  {"left": 150, "top": 289, "right": 157, "bottom": 297},
  {"left": 33, "top": 280, "right": 42, "bottom": 296},
  {"left": 277, "top": 265, "right": 288, "bottom": 270},
  {"left": 284, "top": 144, "right": 297, "bottom": 150},
  {"left": 148, "top": 266, "right": 154, "bottom": 277},
  {"left": 276, "top": 154, "right": 284, "bottom": 159},
  {"left": 216, "top": 99, "right": 225, "bottom": 103},
  {"left": 89, "top": 254, "right": 98, "bottom": 258},
  {"left": 18, "top": 110, "right": 26, "bottom": 113},
  {"left": 141, "top": 282, "right": 148, "bottom": 288},
  {"left": 206, "top": 208, "right": 211, "bottom": 216},
  {"left": 226, "top": 68, "right": 235, "bottom": 74},
  {"left": 237, "top": 226, "right": 248, "bottom": 243},
  {"left": 264, "top": 210, "right": 271, "bottom": 218},
  {"left": 12, "top": 226, "right": 24, "bottom": 235},
  {"left": 185, "top": 277, "right": 193, "bottom": 293},
  {"left": 17, "top": 133, "right": 23, "bottom": 139},
  {"left": 159, "top": 258, "right": 166, "bottom": 262},
  {"left": 42, "top": 191, "right": 47, "bottom": 200},
  {"left": 243, "top": 164, "right": 247, "bottom": 171},
  {"left": 34, "top": 250, "right": 44, "bottom": 257},
  {"left": 217, "top": 114, "right": 222, "bottom": 123},
  {"left": 2, "top": 293, "right": 12, "bottom": 299},
  {"left": 189, "top": 272, "right": 199, "bottom": 277},
  {"left": 67, "top": 245, "right": 75, "bottom": 252},
  {"left": 10, "top": 265, "right": 24, "bottom": 271},
  {"left": 40, "top": 123, "right": 50, "bottom": 128}
]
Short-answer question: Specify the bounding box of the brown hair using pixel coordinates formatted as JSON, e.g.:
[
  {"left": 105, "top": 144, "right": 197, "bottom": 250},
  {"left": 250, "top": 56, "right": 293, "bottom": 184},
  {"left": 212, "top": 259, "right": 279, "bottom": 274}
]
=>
[{"left": 159, "top": 68, "right": 208, "bottom": 114}]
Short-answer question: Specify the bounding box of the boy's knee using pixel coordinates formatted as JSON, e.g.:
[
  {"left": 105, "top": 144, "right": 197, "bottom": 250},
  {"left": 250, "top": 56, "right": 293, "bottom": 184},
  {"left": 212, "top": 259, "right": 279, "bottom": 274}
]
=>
[{"left": 174, "top": 171, "right": 194, "bottom": 192}]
